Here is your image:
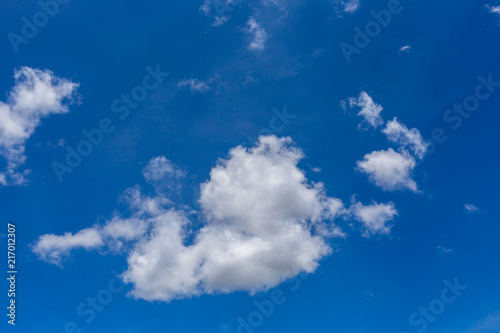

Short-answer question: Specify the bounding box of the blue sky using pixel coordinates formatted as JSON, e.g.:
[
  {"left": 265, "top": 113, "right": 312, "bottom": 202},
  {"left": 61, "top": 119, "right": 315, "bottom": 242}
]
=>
[{"left": 1, "top": 0, "right": 500, "bottom": 332}]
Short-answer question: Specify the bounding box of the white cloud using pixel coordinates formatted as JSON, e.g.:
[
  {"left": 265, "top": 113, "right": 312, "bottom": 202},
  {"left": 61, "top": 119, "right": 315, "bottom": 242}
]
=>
[
  {"left": 142, "top": 156, "right": 185, "bottom": 190},
  {"left": 33, "top": 136, "right": 398, "bottom": 301},
  {"left": 243, "top": 74, "right": 259, "bottom": 86},
  {"left": 244, "top": 18, "right": 268, "bottom": 51},
  {"left": 357, "top": 148, "right": 418, "bottom": 192},
  {"left": 486, "top": 5, "right": 500, "bottom": 15},
  {"left": 351, "top": 201, "right": 398, "bottom": 237},
  {"left": 464, "top": 203, "right": 479, "bottom": 214},
  {"left": 347, "top": 94, "right": 427, "bottom": 192},
  {"left": 32, "top": 188, "right": 161, "bottom": 265},
  {"left": 437, "top": 246, "right": 454, "bottom": 255},
  {"left": 398, "top": 45, "right": 411, "bottom": 53},
  {"left": 348, "top": 91, "right": 384, "bottom": 129},
  {"left": 200, "top": 0, "right": 240, "bottom": 27},
  {"left": 0, "top": 67, "right": 78, "bottom": 186},
  {"left": 338, "top": 0, "right": 360, "bottom": 13},
  {"left": 177, "top": 78, "right": 211, "bottom": 94},
  {"left": 382, "top": 117, "right": 429, "bottom": 159},
  {"left": 32, "top": 228, "right": 103, "bottom": 266}
]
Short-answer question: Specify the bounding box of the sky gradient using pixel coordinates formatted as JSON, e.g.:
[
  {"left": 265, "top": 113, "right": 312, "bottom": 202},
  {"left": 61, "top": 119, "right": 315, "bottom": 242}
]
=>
[{"left": 1, "top": 0, "right": 500, "bottom": 332}]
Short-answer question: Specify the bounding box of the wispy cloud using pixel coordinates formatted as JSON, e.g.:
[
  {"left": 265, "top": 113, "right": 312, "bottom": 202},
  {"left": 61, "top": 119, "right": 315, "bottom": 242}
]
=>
[
  {"left": 178, "top": 76, "right": 221, "bottom": 94},
  {"left": 486, "top": 5, "right": 500, "bottom": 15},
  {"left": 348, "top": 91, "right": 384, "bottom": 129},
  {"left": 336, "top": 0, "right": 360, "bottom": 14},
  {"left": 347, "top": 92, "right": 427, "bottom": 192},
  {"left": 200, "top": 0, "right": 242, "bottom": 26},
  {"left": 244, "top": 17, "right": 268, "bottom": 51},
  {"left": 399, "top": 45, "right": 411, "bottom": 54},
  {"left": 464, "top": 203, "right": 479, "bottom": 214},
  {"left": 460, "top": 311, "right": 500, "bottom": 333},
  {"left": 437, "top": 245, "right": 454, "bottom": 255},
  {"left": 382, "top": 117, "right": 429, "bottom": 159}
]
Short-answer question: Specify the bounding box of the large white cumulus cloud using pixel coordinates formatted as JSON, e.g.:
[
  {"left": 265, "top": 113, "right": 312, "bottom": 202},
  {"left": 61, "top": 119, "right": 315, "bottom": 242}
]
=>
[{"left": 32, "top": 136, "right": 397, "bottom": 302}]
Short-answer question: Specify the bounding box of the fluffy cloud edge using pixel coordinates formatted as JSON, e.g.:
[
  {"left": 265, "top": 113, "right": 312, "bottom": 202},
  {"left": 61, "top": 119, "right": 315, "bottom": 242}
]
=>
[
  {"left": 0, "top": 67, "right": 79, "bottom": 186},
  {"left": 32, "top": 136, "right": 398, "bottom": 302}
]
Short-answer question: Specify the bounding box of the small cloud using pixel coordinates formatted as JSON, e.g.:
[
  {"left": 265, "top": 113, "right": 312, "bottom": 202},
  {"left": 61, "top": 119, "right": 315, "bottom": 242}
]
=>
[
  {"left": 366, "top": 291, "right": 374, "bottom": 300},
  {"left": 335, "top": 0, "right": 360, "bottom": 14},
  {"left": 339, "top": 100, "right": 347, "bottom": 113},
  {"left": 177, "top": 78, "right": 210, "bottom": 94},
  {"left": 142, "top": 156, "right": 185, "bottom": 189},
  {"left": 382, "top": 117, "right": 429, "bottom": 159},
  {"left": 49, "top": 138, "right": 67, "bottom": 149},
  {"left": 460, "top": 311, "right": 500, "bottom": 333},
  {"left": 244, "top": 17, "right": 268, "bottom": 51},
  {"left": 348, "top": 91, "right": 384, "bottom": 129},
  {"left": 398, "top": 45, "right": 411, "bottom": 54},
  {"left": 437, "top": 246, "right": 454, "bottom": 255},
  {"left": 243, "top": 74, "right": 259, "bottom": 86},
  {"left": 178, "top": 76, "right": 221, "bottom": 94},
  {"left": 464, "top": 203, "right": 479, "bottom": 214},
  {"left": 486, "top": 4, "right": 500, "bottom": 15},
  {"left": 200, "top": 0, "right": 241, "bottom": 27},
  {"left": 351, "top": 200, "right": 398, "bottom": 237},
  {"left": 356, "top": 148, "right": 418, "bottom": 192},
  {"left": 311, "top": 166, "right": 321, "bottom": 173}
]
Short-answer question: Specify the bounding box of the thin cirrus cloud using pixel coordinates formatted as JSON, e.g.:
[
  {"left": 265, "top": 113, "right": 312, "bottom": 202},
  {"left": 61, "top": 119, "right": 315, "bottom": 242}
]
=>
[
  {"left": 398, "top": 45, "right": 411, "bottom": 54},
  {"left": 199, "top": 0, "right": 240, "bottom": 27},
  {"left": 486, "top": 5, "right": 500, "bottom": 15},
  {"left": 437, "top": 245, "right": 454, "bottom": 255},
  {"left": 0, "top": 67, "right": 79, "bottom": 186},
  {"left": 460, "top": 311, "right": 500, "bottom": 333},
  {"left": 177, "top": 76, "right": 221, "bottom": 94},
  {"left": 32, "top": 135, "right": 398, "bottom": 302},
  {"left": 348, "top": 92, "right": 428, "bottom": 192},
  {"left": 244, "top": 17, "right": 268, "bottom": 51},
  {"left": 464, "top": 203, "right": 479, "bottom": 213},
  {"left": 338, "top": 0, "right": 360, "bottom": 14},
  {"left": 177, "top": 78, "right": 211, "bottom": 94}
]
